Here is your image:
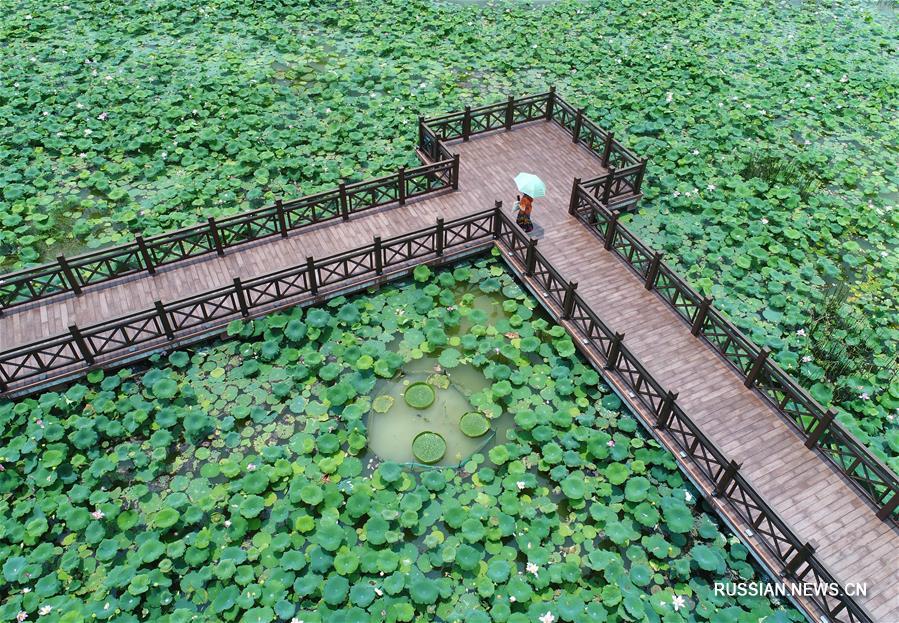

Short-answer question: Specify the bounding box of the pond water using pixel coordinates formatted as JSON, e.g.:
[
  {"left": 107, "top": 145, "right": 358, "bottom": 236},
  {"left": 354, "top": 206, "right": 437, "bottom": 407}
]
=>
[{"left": 366, "top": 358, "right": 515, "bottom": 466}]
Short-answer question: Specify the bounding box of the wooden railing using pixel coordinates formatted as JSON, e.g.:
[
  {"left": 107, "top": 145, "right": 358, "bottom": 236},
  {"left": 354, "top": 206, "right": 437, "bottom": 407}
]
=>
[
  {"left": 0, "top": 204, "right": 872, "bottom": 622},
  {"left": 495, "top": 209, "right": 871, "bottom": 623},
  {"left": 0, "top": 159, "right": 459, "bottom": 313},
  {"left": 0, "top": 210, "right": 495, "bottom": 394},
  {"left": 418, "top": 89, "right": 646, "bottom": 211},
  {"left": 569, "top": 182, "right": 899, "bottom": 523}
]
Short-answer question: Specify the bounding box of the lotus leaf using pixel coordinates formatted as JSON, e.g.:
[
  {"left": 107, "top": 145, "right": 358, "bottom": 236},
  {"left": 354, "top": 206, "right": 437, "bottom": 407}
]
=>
[
  {"left": 460, "top": 412, "right": 489, "bottom": 437},
  {"left": 152, "top": 508, "right": 180, "bottom": 529},
  {"left": 561, "top": 475, "right": 587, "bottom": 499},
  {"left": 412, "top": 432, "right": 446, "bottom": 464},
  {"left": 404, "top": 382, "right": 435, "bottom": 409}
]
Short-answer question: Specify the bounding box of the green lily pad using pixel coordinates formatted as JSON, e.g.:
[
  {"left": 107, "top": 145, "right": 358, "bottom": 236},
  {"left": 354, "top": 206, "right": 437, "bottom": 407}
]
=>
[
  {"left": 404, "top": 382, "right": 435, "bottom": 409},
  {"left": 412, "top": 431, "right": 446, "bottom": 464},
  {"left": 459, "top": 412, "right": 489, "bottom": 437}
]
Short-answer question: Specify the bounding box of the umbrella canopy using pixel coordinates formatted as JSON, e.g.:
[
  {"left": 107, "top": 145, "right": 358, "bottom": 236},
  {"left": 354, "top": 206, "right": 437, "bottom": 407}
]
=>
[{"left": 514, "top": 172, "right": 546, "bottom": 198}]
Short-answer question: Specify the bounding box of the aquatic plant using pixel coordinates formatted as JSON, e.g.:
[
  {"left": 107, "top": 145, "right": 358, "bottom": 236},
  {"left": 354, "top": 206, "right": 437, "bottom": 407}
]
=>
[{"left": 0, "top": 256, "right": 802, "bottom": 621}]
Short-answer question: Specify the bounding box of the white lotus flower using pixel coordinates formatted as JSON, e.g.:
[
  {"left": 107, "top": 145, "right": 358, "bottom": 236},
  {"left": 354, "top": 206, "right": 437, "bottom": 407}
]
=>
[
  {"left": 17, "top": 612, "right": 28, "bottom": 622},
  {"left": 91, "top": 509, "right": 104, "bottom": 520},
  {"left": 516, "top": 481, "right": 525, "bottom": 491},
  {"left": 684, "top": 491, "right": 693, "bottom": 502},
  {"left": 526, "top": 562, "right": 539, "bottom": 576},
  {"left": 39, "top": 605, "right": 52, "bottom": 615},
  {"left": 539, "top": 612, "right": 555, "bottom": 623},
  {"left": 859, "top": 393, "right": 870, "bottom": 401},
  {"left": 761, "top": 218, "right": 768, "bottom": 224},
  {"left": 796, "top": 329, "right": 806, "bottom": 337},
  {"left": 607, "top": 440, "right": 615, "bottom": 448},
  {"left": 707, "top": 184, "right": 716, "bottom": 191},
  {"left": 224, "top": 520, "right": 231, "bottom": 527},
  {"left": 665, "top": 92, "right": 673, "bottom": 103},
  {"left": 672, "top": 594, "right": 686, "bottom": 611},
  {"left": 802, "top": 356, "right": 813, "bottom": 363},
  {"left": 247, "top": 463, "right": 257, "bottom": 471}
]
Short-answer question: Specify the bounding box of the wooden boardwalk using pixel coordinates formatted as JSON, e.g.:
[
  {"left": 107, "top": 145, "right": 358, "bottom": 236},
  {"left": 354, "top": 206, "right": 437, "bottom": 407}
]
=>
[{"left": 1, "top": 120, "right": 896, "bottom": 621}]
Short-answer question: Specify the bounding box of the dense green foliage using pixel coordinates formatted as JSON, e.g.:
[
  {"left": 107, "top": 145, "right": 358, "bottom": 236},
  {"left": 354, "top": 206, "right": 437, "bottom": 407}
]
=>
[
  {"left": 0, "top": 258, "right": 802, "bottom": 622},
  {"left": 1, "top": 0, "right": 896, "bottom": 463}
]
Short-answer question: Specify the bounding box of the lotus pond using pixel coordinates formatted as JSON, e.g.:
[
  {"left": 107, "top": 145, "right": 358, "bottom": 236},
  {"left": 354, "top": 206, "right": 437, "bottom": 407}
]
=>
[
  {"left": 2, "top": 0, "right": 896, "bottom": 470},
  {"left": 0, "top": 255, "right": 803, "bottom": 622}
]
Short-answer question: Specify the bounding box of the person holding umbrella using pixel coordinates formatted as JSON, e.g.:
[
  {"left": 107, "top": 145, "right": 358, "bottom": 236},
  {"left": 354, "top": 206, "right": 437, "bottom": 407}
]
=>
[{"left": 514, "top": 172, "right": 545, "bottom": 233}]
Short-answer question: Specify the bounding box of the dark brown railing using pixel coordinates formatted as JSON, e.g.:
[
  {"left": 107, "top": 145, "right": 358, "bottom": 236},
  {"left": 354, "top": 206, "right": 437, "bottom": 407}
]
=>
[
  {"left": 418, "top": 89, "right": 645, "bottom": 211},
  {"left": 0, "top": 204, "right": 871, "bottom": 623},
  {"left": 0, "top": 159, "right": 459, "bottom": 313},
  {"left": 569, "top": 182, "right": 899, "bottom": 523},
  {"left": 495, "top": 209, "right": 871, "bottom": 623},
  {"left": 0, "top": 210, "right": 495, "bottom": 394}
]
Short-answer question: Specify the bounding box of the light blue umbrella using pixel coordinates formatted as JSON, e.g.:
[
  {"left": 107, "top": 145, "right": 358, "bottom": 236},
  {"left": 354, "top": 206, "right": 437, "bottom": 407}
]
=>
[{"left": 514, "top": 172, "right": 546, "bottom": 198}]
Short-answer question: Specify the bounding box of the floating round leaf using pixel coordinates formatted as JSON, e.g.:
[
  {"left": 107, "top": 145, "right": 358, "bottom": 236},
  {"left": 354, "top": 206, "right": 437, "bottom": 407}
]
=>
[
  {"left": 412, "top": 432, "right": 446, "bottom": 464},
  {"left": 460, "top": 412, "right": 489, "bottom": 437},
  {"left": 404, "top": 382, "right": 435, "bottom": 409}
]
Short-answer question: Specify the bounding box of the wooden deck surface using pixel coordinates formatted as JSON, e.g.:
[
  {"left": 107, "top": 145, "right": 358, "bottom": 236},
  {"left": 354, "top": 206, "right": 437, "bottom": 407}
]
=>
[{"left": 1, "top": 121, "right": 896, "bottom": 620}]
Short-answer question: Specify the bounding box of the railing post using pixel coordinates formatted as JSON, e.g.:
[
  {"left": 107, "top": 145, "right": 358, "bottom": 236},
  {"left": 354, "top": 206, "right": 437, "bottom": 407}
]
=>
[
  {"left": 493, "top": 201, "right": 503, "bottom": 239},
  {"left": 373, "top": 237, "right": 383, "bottom": 275},
  {"left": 398, "top": 167, "right": 406, "bottom": 205},
  {"left": 783, "top": 542, "right": 815, "bottom": 579},
  {"left": 645, "top": 252, "right": 663, "bottom": 290},
  {"left": 452, "top": 154, "right": 460, "bottom": 190},
  {"left": 68, "top": 324, "right": 94, "bottom": 365},
  {"left": 805, "top": 408, "right": 837, "bottom": 449},
  {"left": 504, "top": 95, "right": 514, "bottom": 130},
  {"left": 605, "top": 332, "right": 624, "bottom": 370},
  {"left": 525, "top": 238, "right": 537, "bottom": 276},
  {"left": 154, "top": 300, "right": 175, "bottom": 340},
  {"left": 604, "top": 213, "right": 619, "bottom": 250},
  {"left": 634, "top": 158, "right": 648, "bottom": 194},
  {"left": 306, "top": 257, "right": 318, "bottom": 295},
  {"left": 655, "top": 390, "right": 678, "bottom": 429},
  {"left": 877, "top": 491, "right": 899, "bottom": 521},
  {"left": 135, "top": 235, "right": 155, "bottom": 275},
  {"left": 462, "top": 106, "right": 471, "bottom": 141},
  {"left": 601, "top": 168, "right": 616, "bottom": 204},
  {"left": 602, "top": 132, "right": 615, "bottom": 168},
  {"left": 691, "top": 297, "right": 713, "bottom": 336},
  {"left": 713, "top": 460, "right": 741, "bottom": 497},
  {"left": 57, "top": 255, "right": 82, "bottom": 296},
  {"left": 232, "top": 277, "right": 249, "bottom": 317},
  {"left": 744, "top": 347, "right": 770, "bottom": 388},
  {"left": 338, "top": 181, "right": 349, "bottom": 221},
  {"left": 208, "top": 217, "right": 224, "bottom": 257},
  {"left": 568, "top": 177, "right": 581, "bottom": 215},
  {"left": 561, "top": 281, "right": 578, "bottom": 320},
  {"left": 435, "top": 219, "right": 444, "bottom": 257},
  {"left": 418, "top": 115, "right": 425, "bottom": 150},
  {"left": 545, "top": 86, "right": 555, "bottom": 121},
  {"left": 276, "top": 199, "right": 288, "bottom": 237},
  {"left": 572, "top": 108, "right": 583, "bottom": 144}
]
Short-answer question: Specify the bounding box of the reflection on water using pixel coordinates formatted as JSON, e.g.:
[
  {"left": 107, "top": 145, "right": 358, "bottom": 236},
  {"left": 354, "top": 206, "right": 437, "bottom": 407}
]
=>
[{"left": 366, "top": 357, "right": 514, "bottom": 466}]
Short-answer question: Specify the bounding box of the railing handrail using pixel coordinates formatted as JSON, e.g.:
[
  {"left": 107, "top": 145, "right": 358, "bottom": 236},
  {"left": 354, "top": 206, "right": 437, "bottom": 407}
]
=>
[
  {"left": 494, "top": 209, "right": 872, "bottom": 623},
  {"left": 569, "top": 180, "right": 899, "bottom": 523},
  {"left": 0, "top": 208, "right": 497, "bottom": 392},
  {"left": 0, "top": 159, "right": 457, "bottom": 311}
]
